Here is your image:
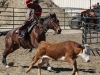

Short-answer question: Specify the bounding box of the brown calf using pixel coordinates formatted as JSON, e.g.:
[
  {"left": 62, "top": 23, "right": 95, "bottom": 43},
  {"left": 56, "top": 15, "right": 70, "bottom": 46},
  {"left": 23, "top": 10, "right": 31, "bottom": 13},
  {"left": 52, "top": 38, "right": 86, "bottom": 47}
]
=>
[{"left": 26, "top": 40, "right": 90, "bottom": 75}]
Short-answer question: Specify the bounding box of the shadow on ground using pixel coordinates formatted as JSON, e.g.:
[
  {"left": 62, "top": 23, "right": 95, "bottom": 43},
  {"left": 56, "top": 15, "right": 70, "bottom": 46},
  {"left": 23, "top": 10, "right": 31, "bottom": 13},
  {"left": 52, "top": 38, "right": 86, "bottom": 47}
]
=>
[{"left": 22, "top": 66, "right": 96, "bottom": 74}]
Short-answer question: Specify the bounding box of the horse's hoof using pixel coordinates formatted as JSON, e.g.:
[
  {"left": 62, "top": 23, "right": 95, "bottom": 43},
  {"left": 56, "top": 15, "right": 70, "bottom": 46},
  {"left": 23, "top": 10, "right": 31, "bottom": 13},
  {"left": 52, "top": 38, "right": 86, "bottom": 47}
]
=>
[
  {"left": 47, "top": 67, "right": 52, "bottom": 71},
  {"left": 8, "top": 62, "right": 14, "bottom": 66}
]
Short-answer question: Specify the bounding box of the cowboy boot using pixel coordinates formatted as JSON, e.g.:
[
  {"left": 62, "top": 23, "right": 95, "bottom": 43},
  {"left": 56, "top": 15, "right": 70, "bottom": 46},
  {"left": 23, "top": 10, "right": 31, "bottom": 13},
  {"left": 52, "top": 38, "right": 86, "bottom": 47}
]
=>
[{"left": 18, "top": 30, "right": 25, "bottom": 39}]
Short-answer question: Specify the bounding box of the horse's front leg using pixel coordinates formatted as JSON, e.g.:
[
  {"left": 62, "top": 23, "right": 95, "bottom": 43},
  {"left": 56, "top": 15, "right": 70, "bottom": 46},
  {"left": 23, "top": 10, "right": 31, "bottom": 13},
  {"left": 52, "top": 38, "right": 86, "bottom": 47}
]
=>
[{"left": 29, "top": 48, "right": 33, "bottom": 52}]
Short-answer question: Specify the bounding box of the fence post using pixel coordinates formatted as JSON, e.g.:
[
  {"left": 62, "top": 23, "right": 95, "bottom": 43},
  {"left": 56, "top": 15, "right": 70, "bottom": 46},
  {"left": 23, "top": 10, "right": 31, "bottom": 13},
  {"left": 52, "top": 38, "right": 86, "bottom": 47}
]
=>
[
  {"left": 13, "top": 8, "right": 14, "bottom": 29},
  {"left": 82, "top": 17, "right": 87, "bottom": 45},
  {"left": 63, "top": 9, "right": 65, "bottom": 29}
]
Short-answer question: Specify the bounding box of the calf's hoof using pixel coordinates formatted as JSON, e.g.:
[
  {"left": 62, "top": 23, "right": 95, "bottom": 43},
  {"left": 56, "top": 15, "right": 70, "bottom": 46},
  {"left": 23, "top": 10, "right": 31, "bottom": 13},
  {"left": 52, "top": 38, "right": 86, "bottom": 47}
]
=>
[{"left": 47, "top": 67, "right": 52, "bottom": 71}]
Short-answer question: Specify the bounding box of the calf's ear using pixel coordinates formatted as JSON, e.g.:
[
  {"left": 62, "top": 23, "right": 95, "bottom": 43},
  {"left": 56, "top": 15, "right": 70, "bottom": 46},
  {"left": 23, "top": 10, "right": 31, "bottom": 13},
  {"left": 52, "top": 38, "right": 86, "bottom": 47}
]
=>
[{"left": 77, "top": 44, "right": 83, "bottom": 49}]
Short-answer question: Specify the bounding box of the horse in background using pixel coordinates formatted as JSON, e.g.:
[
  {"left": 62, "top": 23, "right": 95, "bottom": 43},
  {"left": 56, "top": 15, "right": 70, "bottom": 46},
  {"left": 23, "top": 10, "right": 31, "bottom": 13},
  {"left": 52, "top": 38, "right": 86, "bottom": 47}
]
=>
[
  {"left": 2, "top": 13, "right": 62, "bottom": 68},
  {"left": 70, "top": 4, "right": 99, "bottom": 29}
]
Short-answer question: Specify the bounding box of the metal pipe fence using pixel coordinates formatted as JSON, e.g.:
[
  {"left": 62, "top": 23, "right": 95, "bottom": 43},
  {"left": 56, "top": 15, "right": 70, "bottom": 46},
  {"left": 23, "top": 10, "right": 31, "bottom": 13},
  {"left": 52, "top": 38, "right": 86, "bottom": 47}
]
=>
[
  {"left": 0, "top": 6, "right": 85, "bottom": 31},
  {"left": 82, "top": 16, "right": 100, "bottom": 45},
  {"left": 0, "top": 7, "right": 26, "bottom": 30},
  {"left": 1, "top": 6, "right": 100, "bottom": 45}
]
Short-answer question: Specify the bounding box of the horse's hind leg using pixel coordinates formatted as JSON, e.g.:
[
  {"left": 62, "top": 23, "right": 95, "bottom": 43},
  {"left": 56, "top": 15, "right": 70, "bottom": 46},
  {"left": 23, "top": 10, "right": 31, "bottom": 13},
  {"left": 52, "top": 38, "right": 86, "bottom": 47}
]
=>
[
  {"left": 2, "top": 47, "right": 19, "bottom": 67},
  {"left": 2, "top": 35, "right": 12, "bottom": 67},
  {"left": 2, "top": 51, "right": 8, "bottom": 67},
  {"left": 2, "top": 42, "right": 19, "bottom": 67},
  {"left": 2, "top": 48, "right": 12, "bottom": 67},
  {"left": 2, "top": 48, "right": 14, "bottom": 68}
]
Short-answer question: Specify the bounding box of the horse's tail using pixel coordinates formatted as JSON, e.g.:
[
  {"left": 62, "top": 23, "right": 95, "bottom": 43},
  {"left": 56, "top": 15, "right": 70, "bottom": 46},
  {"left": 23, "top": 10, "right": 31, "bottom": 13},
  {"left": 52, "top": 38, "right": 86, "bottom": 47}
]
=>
[{"left": 0, "top": 30, "right": 10, "bottom": 36}]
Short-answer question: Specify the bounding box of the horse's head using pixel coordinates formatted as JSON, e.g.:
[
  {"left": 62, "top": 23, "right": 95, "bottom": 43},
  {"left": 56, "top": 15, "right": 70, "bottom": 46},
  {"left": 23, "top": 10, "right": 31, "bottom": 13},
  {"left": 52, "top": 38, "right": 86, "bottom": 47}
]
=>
[
  {"left": 42, "top": 13, "right": 61, "bottom": 34},
  {"left": 87, "top": 10, "right": 96, "bottom": 17},
  {"left": 49, "top": 13, "right": 62, "bottom": 34}
]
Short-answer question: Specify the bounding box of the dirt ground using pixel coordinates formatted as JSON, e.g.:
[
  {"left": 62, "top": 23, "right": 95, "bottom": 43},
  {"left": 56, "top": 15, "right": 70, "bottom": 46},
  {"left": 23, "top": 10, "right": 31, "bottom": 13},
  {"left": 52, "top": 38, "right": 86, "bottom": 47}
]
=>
[{"left": 0, "top": 32, "right": 100, "bottom": 75}]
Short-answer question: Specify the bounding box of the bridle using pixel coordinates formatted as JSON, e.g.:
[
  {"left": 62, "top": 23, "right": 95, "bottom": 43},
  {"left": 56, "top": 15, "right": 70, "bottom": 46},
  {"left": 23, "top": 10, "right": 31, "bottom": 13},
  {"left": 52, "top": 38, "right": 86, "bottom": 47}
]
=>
[
  {"left": 48, "top": 17, "right": 60, "bottom": 30},
  {"left": 37, "top": 15, "right": 60, "bottom": 33},
  {"left": 37, "top": 23, "right": 48, "bottom": 33}
]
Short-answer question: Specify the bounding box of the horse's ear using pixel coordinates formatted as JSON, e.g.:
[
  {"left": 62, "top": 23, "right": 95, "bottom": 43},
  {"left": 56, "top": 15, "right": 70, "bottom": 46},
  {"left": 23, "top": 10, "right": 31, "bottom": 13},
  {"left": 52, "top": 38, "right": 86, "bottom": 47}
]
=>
[
  {"left": 54, "top": 13, "right": 56, "bottom": 17},
  {"left": 50, "top": 13, "right": 51, "bottom": 16},
  {"left": 40, "top": 18, "right": 44, "bottom": 23}
]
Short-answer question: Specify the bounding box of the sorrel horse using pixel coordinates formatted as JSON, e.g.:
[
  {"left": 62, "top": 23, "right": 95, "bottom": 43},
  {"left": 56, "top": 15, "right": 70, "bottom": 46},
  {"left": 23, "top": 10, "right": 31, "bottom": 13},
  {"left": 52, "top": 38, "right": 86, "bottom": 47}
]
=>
[{"left": 2, "top": 13, "right": 62, "bottom": 68}]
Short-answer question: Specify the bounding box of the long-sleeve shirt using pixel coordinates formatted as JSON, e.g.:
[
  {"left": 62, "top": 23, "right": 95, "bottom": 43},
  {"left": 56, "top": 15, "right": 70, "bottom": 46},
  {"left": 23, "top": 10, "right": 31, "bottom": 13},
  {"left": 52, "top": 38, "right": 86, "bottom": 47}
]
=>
[{"left": 26, "top": 0, "right": 42, "bottom": 16}]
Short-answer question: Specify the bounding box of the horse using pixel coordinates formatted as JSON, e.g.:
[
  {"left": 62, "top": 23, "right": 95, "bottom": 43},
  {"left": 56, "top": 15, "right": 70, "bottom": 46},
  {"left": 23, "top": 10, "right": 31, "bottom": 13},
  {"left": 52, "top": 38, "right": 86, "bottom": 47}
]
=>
[
  {"left": 81, "top": 9, "right": 98, "bottom": 30},
  {"left": 70, "top": 7, "right": 98, "bottom": 29},
  {"left": 2, "top": 13, "right": 62, "bottom": 68}
]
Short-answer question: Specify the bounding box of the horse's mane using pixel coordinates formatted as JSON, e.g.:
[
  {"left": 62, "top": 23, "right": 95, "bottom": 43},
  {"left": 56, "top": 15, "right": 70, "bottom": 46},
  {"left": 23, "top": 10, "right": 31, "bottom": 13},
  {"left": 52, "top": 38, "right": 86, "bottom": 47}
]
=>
[
  {"left": 39, "top": 15, "right": 50, "bottom": 23},
  {"left": 39, "top": 13, "right": 57, "bottom": 24},
  {"left": 43, "top": 15, "right": 50, "bottom": 20},
  {"left": 42, "top": 13, "right": 56, "bottom": 21}
]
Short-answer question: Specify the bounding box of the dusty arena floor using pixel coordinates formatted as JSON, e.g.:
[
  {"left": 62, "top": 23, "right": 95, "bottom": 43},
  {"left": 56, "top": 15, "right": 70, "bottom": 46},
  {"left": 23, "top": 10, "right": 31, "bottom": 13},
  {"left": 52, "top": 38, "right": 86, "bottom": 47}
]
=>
[{"left": 0, "top": 31, "right": 100, "bottom": 75}]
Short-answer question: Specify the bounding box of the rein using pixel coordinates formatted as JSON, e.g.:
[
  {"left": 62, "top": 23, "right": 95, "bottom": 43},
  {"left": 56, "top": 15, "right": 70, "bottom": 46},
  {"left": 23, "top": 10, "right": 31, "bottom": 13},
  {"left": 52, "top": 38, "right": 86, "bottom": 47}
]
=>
[
  {"left": 37, "top": 14, "right": 59, "bottom": 33},
  {"left": 37, "top": 24, "right": 48, "bottom": 33},
  {"left": 40, "top": 17, "right": 58, "bottom": 32}
]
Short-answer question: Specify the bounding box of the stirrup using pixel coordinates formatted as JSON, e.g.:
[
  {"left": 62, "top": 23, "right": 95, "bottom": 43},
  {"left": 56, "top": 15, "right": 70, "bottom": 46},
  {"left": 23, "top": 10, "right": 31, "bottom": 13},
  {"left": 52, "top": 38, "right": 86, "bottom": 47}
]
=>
[
  {"left": 18, "top": 36, "right": 23, "bottom": 39},
  {"left": 18, "top": 35, "right": 24, "bottom": 39}
]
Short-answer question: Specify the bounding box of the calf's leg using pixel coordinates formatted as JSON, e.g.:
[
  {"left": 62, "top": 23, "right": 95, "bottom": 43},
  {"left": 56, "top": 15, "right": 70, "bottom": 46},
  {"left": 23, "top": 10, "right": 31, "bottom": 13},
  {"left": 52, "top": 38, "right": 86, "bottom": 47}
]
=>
[
  {"left": 65, "top": 57, "right": 79, "bottom": 75},
  {"left": 26, "top": 56, "right": 39, "bottom": 73},
  {"left": 46, "top": 62, "right": 52, "bottom": 71},
  {"left": 72, "top": 60, "right": 79, "bottom": 75},
  {"left": 38, "top": 58, "right": 49, "bottom": 75}
]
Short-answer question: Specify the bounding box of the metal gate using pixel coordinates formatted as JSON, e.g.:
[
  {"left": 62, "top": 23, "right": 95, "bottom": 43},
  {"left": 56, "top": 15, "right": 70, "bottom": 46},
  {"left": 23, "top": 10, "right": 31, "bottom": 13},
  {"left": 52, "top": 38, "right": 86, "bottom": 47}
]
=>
[
  {"left": 82, "top": 16, "right": 100, "bottom": 45},
  {"left": 82, "top": 13, "right": 100, "bottom": 56}
]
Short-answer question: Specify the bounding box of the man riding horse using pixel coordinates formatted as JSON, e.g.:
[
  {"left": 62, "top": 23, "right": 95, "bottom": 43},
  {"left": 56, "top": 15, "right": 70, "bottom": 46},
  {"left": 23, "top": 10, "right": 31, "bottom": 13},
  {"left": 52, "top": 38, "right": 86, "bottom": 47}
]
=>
[{"left": 17, "top": 0, "right": 42, "bottom": 38}]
